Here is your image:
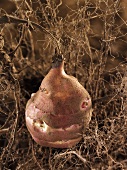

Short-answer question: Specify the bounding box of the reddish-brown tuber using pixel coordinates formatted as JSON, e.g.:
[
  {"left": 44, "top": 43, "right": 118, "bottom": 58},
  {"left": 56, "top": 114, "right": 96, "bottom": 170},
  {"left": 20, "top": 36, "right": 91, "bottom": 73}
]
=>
[{"left": 25, "top": 54, "right": 92, "bottom": 148}]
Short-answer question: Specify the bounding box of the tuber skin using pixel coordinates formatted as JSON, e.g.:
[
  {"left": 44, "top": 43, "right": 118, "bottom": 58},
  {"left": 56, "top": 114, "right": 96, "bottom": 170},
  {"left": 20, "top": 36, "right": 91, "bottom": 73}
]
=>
[{"left": 25, "top": 54, "right": 92, "bottom": 148}]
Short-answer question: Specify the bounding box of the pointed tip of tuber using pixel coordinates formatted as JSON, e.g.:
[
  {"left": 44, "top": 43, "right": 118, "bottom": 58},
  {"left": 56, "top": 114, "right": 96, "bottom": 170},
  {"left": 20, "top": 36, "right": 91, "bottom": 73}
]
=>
[{"left": 52, "top": 54, "right": 64, "bottom": 68}]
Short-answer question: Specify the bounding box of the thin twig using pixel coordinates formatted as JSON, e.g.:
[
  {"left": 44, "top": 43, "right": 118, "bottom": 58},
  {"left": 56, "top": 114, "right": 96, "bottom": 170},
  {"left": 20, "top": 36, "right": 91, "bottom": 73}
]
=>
[
  {"left": 31, "top": 142, "right": 44, "bottom": 170},
  {"left": 0, "top": 14, "right": 61, "bottom": 54},
  {"left": 8, "top": 25, "right": 25, "bottom": 55},
  {"left": 54, "top": 151, "right": 87, "bottom": 165},
  {"left": 0, "top": 128, "right": 9, "bottom": 135}
]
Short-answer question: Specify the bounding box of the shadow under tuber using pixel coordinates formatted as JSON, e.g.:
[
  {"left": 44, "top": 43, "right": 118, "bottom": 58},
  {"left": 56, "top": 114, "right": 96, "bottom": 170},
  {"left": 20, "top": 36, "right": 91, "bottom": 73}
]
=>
[{"left": 25, "top": 54, "right": 92, "bottom": 148}]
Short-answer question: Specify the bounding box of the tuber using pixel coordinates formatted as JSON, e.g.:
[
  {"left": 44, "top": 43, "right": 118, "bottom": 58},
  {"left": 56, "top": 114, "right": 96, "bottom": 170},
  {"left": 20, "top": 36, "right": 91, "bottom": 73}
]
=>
[{"left": 25, "top": 54, "right": 92, "bottom": 148}]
